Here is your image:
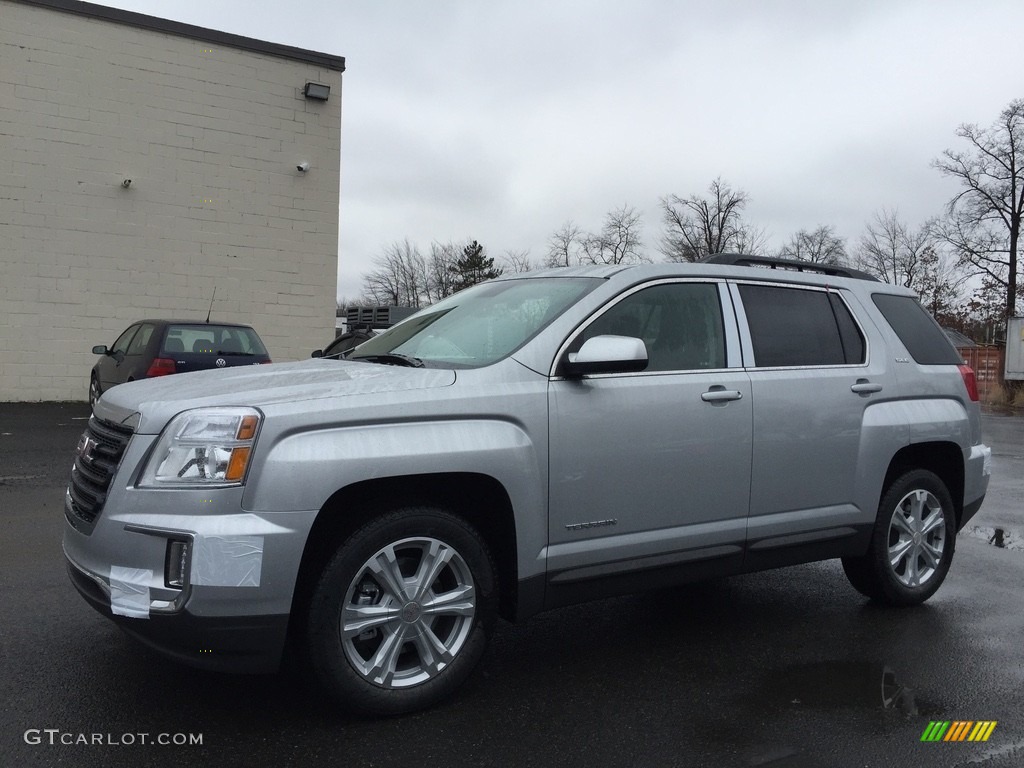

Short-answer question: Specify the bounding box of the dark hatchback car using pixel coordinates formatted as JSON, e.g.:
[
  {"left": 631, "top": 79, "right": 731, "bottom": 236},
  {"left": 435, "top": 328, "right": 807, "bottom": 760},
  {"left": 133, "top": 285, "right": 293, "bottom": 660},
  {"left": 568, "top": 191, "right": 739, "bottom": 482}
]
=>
[
  {"left": 90, "top": 320, "right": 271, "bottom": 407},
  {"left": 310, "top": 328, "right": 376, "bottom": 359}
]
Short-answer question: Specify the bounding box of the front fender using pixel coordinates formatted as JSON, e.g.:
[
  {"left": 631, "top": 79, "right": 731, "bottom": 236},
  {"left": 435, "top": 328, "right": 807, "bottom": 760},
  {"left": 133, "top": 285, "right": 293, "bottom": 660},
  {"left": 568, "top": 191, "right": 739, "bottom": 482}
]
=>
[{"left": 244, "top": 417, "right": 543, "bottom": 520}]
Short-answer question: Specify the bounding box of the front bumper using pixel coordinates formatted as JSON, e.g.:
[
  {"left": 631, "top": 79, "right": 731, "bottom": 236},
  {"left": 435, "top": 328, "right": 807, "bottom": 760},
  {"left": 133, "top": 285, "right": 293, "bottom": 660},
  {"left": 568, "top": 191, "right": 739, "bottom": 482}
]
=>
[
  {"left": 63, "top": 433, "right": 318, "bottom": 673},
  {"left": 66, "top": 554, "right": 288, "bottom": 673}
]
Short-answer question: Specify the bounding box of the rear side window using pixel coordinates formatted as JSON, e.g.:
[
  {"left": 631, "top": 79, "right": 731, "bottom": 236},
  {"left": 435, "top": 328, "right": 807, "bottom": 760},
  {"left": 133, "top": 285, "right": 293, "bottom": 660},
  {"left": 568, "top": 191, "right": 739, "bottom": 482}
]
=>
[
  {"left": 740, "top": 284, "right": 865, "bottom": 367},
  {"left": 111, "top": 325, "right": 139, "bottom": 356},
  {"left": 871, "top": 294, "right": 962, "bottom": 365},
  {"left": 126, "top": 324, "right": 155, "bottom": 355}
]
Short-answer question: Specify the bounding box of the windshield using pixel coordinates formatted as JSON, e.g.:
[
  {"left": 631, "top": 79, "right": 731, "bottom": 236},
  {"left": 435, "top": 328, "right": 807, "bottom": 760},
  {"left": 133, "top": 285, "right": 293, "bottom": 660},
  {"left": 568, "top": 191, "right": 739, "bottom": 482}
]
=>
[{"left": 348, "top": 277, "right": 599, "bottom": 368}]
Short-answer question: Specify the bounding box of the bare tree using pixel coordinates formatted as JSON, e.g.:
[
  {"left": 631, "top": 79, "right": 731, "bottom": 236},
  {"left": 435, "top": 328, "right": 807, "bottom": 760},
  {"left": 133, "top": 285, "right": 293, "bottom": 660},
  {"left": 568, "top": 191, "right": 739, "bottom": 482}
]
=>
[
  {"left": 425, "top": 241, "right": 460, "bottom": 302},
  {"left": 545, "top": 220, "right": 584, "bottom": 267},
  {"left": 501, "top": 249, "right": 533, "bottom": 273},
  {"left": 934, "top": 98, "right": 1024, "bottom": 318},
  {"left": 361, "top": 239, "right": 428, "bottom": 307},
  {"left": 337, "top": 296, "right": 372, "bottom": 310},
  {"left": 855, "top": 209, "right": 936, "bottom": 288},
  {"left": 964, "top": 275, "right": 1010, "bottom": 344},
  {"left": 777, "top": 225, "right": 847, "bottom": 265},
  {"left": 578, "top": 205, "right": 647, "bottom": 265},
  {"left": 731, "top": 224, "right": 770, "bottom": 257},
  {"left": 546, "top": 208, "right": 647, "bottom": 267},
  {"left": 658, "top": 177, "right": 760, "bottom": 261},
  {"left": 915, "top": 246, "right": 974, "bottom": 327}
]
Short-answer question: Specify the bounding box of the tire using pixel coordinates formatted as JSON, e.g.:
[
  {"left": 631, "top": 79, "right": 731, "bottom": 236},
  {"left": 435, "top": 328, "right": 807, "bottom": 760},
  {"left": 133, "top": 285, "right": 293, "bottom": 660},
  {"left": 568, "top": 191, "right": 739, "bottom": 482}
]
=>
[
  {"left": 88, "top": 375, "right": 101, "bottom": 409},
  {"left": 305, "top": 507, "right": 498, "bottom": 715},
  {"left": 842, "top": 469, "right": 956, "bottom": 606}
]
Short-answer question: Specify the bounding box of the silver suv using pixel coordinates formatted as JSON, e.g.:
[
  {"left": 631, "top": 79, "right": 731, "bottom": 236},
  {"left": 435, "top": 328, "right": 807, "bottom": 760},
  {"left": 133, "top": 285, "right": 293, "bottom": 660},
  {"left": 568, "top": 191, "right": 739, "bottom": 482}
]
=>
[{"left": 65, "top": 255, "right": 991, "bottom": 714}]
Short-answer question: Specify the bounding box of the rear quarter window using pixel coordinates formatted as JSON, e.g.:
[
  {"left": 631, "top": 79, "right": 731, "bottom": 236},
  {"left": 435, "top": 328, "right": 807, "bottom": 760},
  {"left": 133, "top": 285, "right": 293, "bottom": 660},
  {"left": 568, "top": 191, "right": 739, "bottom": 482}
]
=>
[{"left": 871, "top": 294, "right": 962, "bottom": 365}]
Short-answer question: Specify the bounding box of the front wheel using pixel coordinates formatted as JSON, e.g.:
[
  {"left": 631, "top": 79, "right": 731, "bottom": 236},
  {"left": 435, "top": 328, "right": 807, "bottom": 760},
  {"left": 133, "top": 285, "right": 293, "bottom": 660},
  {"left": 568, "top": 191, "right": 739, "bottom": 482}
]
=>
[
  {"left": 842, "top": 469, "right": 956, "bottom": 606},
  {"left": 305, "top": 508, "right": 497, "bottom": 715},
  {"left": 88, "top": 375, "right": 101, "bottom": 409}
]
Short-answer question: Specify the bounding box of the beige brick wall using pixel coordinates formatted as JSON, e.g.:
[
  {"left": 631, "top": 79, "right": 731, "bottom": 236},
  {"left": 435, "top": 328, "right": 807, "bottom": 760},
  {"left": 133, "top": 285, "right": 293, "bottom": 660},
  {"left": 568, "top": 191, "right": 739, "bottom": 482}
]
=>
[{"left": 0, "top": 1, "right": 342, "bottom": 401}]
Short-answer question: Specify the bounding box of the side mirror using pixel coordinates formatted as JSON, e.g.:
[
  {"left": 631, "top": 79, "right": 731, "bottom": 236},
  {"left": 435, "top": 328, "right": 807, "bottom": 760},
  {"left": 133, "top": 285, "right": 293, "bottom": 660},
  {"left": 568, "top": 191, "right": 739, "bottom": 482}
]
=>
[
  {"left": 311, "top": 349, "right": 324, "bottom": 358},
  {"left": 92, "top": 345, "right": 108, "bottom": 355},
  {"left": 562, "top": 335, "right": 648, "bottom": 377}
]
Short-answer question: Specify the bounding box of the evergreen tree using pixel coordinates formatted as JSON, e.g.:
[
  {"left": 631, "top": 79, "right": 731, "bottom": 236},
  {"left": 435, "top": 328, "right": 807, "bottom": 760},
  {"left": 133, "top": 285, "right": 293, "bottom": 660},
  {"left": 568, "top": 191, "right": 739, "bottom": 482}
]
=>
[{"left": 448, "top": 240, "right": 502, "bottom": 292}]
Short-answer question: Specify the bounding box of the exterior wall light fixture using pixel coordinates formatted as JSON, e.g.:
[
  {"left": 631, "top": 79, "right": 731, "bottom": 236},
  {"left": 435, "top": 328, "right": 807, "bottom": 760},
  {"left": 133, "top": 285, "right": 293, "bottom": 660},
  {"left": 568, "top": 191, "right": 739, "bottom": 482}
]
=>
[{"left": 303, "top": 82, "right": 330, "bottom": 101}]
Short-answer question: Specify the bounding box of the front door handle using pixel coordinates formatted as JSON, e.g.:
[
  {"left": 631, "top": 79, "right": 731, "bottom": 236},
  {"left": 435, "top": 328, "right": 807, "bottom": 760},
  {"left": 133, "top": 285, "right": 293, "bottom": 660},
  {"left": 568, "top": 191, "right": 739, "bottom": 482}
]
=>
[
  {"left": 701, "top": 388, "right": 743, "bottom": 403},
  {"left": 851, "top": 379, "right": 883, "bottom": 395}
]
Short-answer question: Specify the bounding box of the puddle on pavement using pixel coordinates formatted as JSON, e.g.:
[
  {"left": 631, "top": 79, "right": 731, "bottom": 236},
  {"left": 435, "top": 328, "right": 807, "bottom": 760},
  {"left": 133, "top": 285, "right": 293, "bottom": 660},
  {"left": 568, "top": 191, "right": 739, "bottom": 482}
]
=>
[
  {"left": 764, "top": 662, "right": 939, "bottom": 716},
  {"left": 963, "top": 526, "right": 1024, "bottom": 552}
]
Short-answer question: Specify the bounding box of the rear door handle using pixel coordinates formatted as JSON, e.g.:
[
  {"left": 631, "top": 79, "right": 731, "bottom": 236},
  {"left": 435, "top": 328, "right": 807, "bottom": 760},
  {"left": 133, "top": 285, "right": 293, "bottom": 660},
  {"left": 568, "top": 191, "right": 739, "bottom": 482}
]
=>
[
  {"left": 851, "top": 379, "right": 883, "bottom": 395},
  {"left": 701, "top": 388, "right": 743, "bottom": 403}
]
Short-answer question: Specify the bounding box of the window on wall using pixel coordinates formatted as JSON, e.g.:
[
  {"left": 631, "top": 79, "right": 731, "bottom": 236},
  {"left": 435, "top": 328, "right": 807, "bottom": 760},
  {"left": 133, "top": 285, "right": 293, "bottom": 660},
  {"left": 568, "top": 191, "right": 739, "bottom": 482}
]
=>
[
  {"left": 739, "top": 284, "right": 865, "bottom": 367},
  {"left": 575, "top": 282, "right": 726, "bottom": 372}
]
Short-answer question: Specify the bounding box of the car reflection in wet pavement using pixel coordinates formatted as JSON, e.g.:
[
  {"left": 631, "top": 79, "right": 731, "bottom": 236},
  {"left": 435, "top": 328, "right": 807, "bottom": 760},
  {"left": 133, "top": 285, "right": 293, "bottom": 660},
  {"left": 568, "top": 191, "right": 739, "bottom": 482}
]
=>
[
  {"left": 766, "top": 662, "right": 929, "bottom": 716},
  {"left": 964, "top": 525, "right": 1024, "bottom": 551}
]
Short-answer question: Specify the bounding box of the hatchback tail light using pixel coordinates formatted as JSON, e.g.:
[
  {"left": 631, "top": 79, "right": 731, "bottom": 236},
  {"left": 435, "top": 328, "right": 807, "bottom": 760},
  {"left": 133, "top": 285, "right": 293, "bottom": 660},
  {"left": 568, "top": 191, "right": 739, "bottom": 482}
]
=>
[
  {"left": 146, "top": 358, "right": 176, "bottom": 377},
  {"left": 958, "top": 364, "right": 979, "bottom": 402}
]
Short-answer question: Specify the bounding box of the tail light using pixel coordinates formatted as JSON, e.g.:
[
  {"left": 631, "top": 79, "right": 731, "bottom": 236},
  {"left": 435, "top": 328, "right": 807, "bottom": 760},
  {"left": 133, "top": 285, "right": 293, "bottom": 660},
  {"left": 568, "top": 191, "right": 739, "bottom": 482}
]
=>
[
  {"left": 958, "top": 364, "right": 979, "bottom": 402},
  {"left": 146, "top": 358, "right": 176, "bottom": 377}
]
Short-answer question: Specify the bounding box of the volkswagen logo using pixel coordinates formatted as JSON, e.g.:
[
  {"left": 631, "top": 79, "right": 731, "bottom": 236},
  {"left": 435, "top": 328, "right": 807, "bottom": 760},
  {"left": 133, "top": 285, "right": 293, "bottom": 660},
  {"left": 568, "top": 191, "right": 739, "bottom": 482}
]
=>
[{"left": 215, "top": 358, "right": 227, "bottom": 367}]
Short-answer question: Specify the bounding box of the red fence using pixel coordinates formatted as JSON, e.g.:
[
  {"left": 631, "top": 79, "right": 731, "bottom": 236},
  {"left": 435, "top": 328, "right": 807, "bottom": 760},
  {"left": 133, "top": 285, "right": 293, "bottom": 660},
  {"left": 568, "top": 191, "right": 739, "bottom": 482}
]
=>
[{"left": 958, "top": 346, "right": 1005, "bottom": 401}]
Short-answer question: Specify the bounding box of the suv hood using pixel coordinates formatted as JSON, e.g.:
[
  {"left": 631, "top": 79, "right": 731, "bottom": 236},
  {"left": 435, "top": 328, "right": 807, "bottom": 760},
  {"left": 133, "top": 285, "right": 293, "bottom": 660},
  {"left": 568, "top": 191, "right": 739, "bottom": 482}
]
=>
[{"left": 93, "top": 359, "right": 456, "bottom": 434}]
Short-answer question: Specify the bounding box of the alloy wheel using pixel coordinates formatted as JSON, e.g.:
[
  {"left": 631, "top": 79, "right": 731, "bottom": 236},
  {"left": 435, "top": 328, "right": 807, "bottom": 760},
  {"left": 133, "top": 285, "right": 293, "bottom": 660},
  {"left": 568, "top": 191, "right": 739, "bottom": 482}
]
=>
[
  {"left": 340, "top": 536, "right": 476, "bottom": 689},
  {"left": 887, "top": 488, "right": 946, "bottom": 588}
]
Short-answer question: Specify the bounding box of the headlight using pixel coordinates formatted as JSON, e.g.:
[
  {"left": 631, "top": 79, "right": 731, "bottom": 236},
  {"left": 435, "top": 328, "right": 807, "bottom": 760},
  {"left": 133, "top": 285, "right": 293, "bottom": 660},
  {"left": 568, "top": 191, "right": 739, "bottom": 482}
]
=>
[{"left": 138, "top": 408, "right": 262, "bottom": 487}]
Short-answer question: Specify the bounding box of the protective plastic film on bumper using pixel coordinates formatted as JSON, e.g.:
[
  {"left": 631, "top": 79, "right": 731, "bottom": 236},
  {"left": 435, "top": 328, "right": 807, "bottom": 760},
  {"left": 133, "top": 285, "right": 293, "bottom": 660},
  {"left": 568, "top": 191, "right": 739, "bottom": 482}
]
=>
[
  {"left": 191, "top": 535, "right": 264, "bottom": 587},
  {"left": 109, "top": 566, "right": 153, "bottom": 618}
]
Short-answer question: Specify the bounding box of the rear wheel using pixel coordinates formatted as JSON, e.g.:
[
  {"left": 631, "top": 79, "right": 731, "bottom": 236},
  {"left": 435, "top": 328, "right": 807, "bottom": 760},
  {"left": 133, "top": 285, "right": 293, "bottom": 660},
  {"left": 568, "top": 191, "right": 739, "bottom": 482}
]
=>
[
  {"left": 305, "top": 507, "right": 497, "bottom": 715},
  {"left": 842, "top": 469, "right": 956, "bottom": 606}
]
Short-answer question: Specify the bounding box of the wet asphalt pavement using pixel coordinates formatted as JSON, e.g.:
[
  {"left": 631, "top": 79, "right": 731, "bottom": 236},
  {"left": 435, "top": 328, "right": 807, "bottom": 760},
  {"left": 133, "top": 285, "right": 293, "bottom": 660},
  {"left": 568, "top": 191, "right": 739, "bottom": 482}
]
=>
[{"left": 1, "top": 403, "right": 1022, "bottom": 768}]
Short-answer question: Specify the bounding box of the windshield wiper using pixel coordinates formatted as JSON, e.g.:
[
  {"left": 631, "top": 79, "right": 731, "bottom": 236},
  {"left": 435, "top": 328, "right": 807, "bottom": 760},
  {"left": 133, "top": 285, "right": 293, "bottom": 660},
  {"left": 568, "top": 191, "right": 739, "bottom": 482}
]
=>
[{"left": 351, "top": 353, "right": 425, "bottom": 368}]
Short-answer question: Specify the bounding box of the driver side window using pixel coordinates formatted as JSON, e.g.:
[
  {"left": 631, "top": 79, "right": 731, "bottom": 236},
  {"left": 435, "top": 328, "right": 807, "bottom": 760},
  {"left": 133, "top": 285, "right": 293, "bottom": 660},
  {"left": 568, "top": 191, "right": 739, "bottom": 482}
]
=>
[{"left": 577, "top": 282, "right": 726, "bottom": 372}]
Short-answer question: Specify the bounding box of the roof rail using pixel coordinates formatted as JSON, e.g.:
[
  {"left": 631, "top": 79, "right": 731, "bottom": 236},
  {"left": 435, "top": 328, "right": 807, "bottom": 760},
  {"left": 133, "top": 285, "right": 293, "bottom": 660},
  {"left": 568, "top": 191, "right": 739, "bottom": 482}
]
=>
[{"left": 700, "top": 253, "right": 879, "bottom": 282}]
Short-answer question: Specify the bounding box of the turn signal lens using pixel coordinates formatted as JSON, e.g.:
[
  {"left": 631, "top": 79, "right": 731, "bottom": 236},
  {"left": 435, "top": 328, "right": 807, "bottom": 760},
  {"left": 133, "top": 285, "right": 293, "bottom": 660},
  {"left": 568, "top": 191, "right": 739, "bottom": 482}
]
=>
[
  {"left": 237, "top": 415, "right": 258, "bottom": 441},
  {"left": 225, "top": 447, "right": 251, "bottom": 482}
]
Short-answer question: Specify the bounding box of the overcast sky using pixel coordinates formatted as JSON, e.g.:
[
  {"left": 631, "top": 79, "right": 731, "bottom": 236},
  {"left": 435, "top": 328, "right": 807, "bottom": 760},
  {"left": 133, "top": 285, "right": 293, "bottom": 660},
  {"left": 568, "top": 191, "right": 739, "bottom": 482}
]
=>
[{"left": 100, "top": 0, "right": 1024, "bottom": 300}]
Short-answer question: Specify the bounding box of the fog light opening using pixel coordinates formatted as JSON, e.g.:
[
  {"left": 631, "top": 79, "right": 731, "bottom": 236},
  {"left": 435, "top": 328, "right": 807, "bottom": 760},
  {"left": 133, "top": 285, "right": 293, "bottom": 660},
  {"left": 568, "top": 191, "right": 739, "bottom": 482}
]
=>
[{"left": 165, "top": 539, "right": 191, "bottom": 589}]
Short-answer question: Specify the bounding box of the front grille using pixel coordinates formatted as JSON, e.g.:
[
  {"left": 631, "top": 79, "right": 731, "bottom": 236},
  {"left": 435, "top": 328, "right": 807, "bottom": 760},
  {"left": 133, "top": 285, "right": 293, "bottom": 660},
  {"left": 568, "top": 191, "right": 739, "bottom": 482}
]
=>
[{"left": 65, "top": 417, "right": 133, "bottom": 534}]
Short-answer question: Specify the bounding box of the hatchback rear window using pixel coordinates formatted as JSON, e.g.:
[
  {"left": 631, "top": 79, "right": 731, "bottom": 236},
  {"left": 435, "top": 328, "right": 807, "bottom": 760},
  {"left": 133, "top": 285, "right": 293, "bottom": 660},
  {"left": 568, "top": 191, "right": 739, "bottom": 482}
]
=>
[
  {"left": 162, "top": 325, "right": 268, "bottom": 356},
  {"left": 871, "top": 294, "right": 962, "bottom": 365}
]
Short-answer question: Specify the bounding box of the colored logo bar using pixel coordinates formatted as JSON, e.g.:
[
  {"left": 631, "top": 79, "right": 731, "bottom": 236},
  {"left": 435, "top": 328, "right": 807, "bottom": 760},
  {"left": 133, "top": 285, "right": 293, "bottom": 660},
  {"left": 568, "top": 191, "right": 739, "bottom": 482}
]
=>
[{"left": 921, "top": 721, "right": 997, "bottom": 742}]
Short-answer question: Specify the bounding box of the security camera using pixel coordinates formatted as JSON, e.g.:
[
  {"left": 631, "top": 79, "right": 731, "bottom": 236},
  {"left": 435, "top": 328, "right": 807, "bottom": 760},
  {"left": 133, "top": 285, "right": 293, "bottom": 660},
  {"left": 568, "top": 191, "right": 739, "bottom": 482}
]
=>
[
  {"left": 122, "top": 179, "right": 132, "bottom": 188},
  {"left": 297, "top": 162, "right": 310, "bottom": 172}
]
